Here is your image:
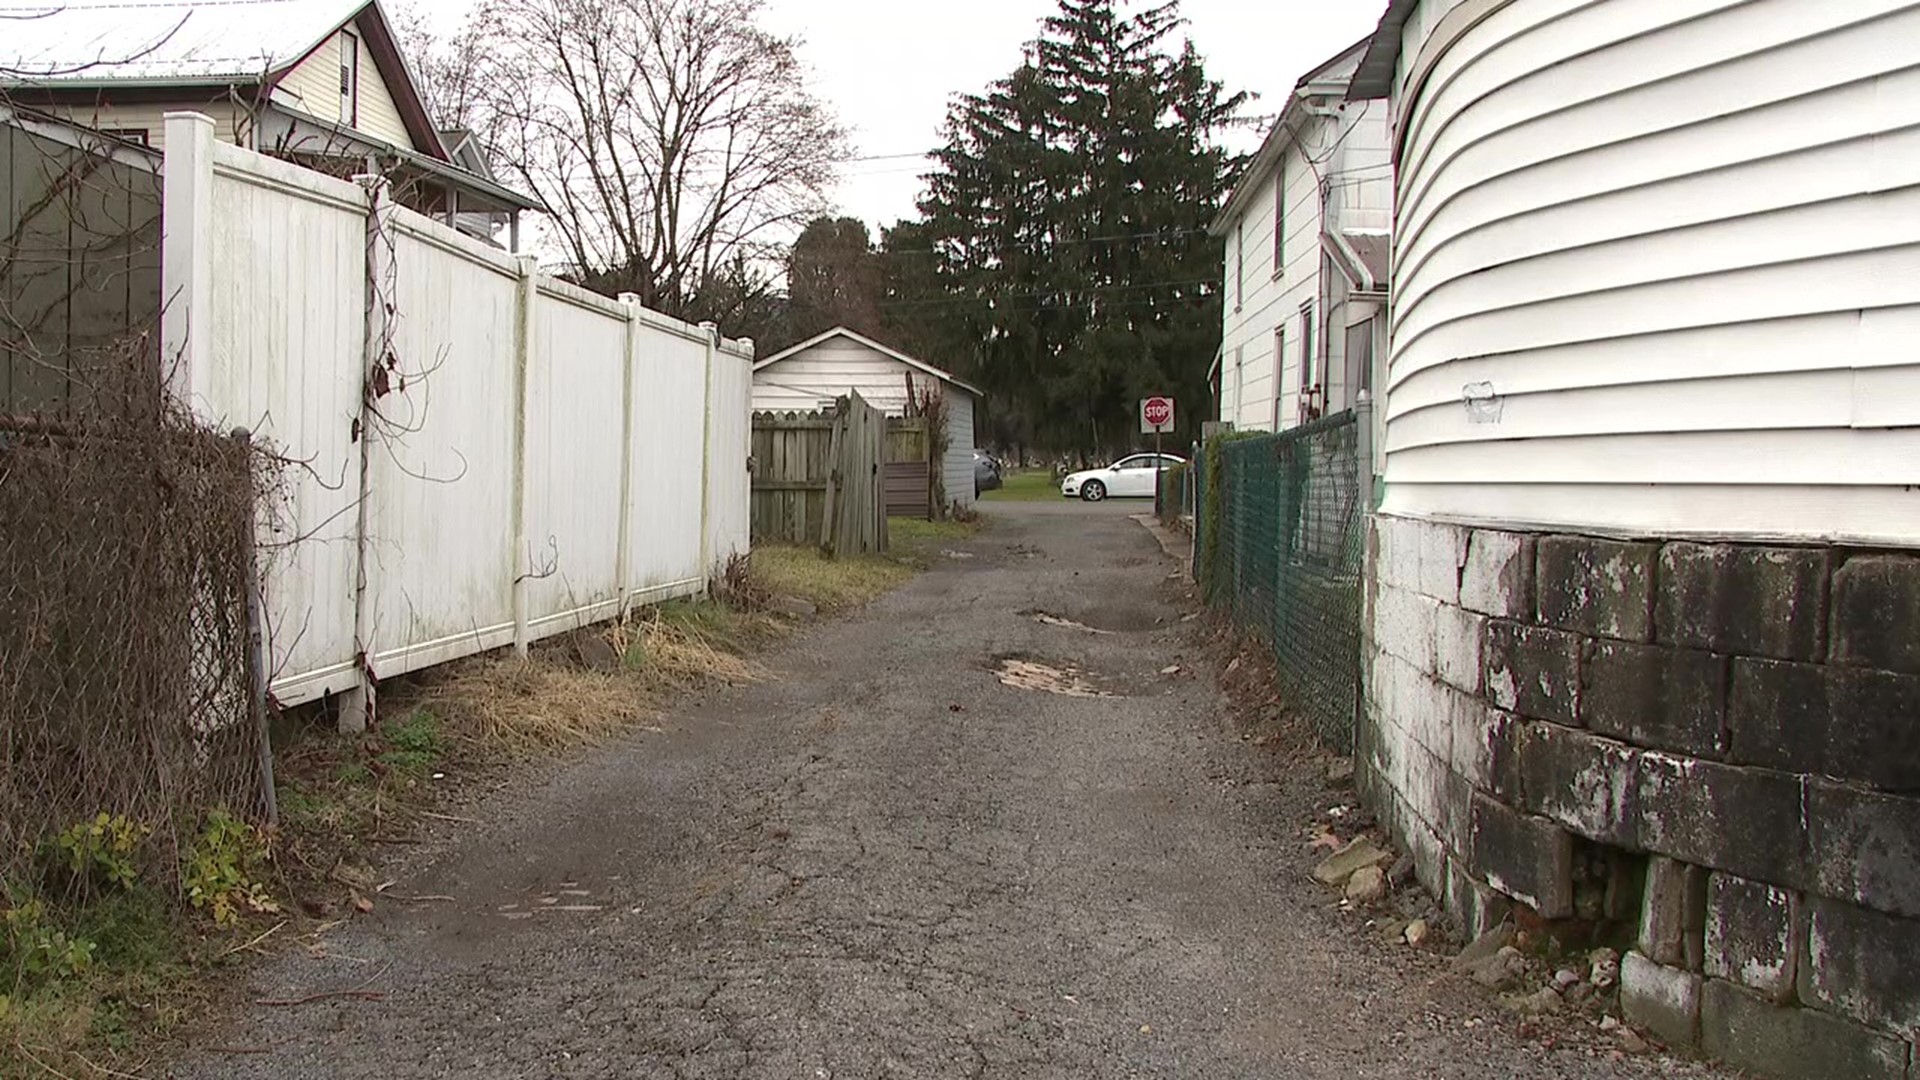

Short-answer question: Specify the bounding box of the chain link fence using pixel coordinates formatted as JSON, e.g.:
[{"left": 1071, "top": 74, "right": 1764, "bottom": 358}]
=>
[
  {"left": 1195, "top": 409, "right": 1367, "bottom": 749},
  {"left": 0, "top": 392, "right": 267, "bottom": 891}
]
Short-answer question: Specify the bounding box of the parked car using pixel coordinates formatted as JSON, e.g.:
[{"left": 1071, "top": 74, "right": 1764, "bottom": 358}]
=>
[
  {"left": 973, "top": 450, "right": 1003, "bottom": 497},
  {"left": 1060, "top": 453, "right": 1186, "bottom": 501}
]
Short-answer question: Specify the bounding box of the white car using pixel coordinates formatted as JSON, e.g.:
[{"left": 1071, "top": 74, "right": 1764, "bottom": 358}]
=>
[{"left": 1060, "top": 453, "right": 1187, "bottom": 502}]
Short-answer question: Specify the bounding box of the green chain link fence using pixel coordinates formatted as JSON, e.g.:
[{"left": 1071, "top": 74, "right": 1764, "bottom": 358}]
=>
[{"left": 1194, "top": 408, "right": 1368, "bottom": 749}]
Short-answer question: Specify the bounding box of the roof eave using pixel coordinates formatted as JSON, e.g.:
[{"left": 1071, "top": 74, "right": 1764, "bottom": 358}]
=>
[
  {"left": 754, "top": 326, "right": 983, "bottom": 398},
  {"left": 266, "top": 103, "right": 541, "bottom": 210},
  {"left": 348, "top": 0, "right": 448, "bottom": 159},
  {"left": 3, "top": 75, "right": 266, "bottom": 92},
  {"left": 1348, "top": 0, "right": 1419, "bottom": 101},
  {"left": 1208, "top": 102, "right": 1296, "bottom": 237},
  {"left": 1209, "top": 36, "right": 1373, "bottom": 236}
]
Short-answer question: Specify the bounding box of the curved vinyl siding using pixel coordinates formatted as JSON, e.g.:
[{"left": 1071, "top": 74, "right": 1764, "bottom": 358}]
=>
[{"left": 1379, "top": 0, "right": 1920, "bottom": 544}]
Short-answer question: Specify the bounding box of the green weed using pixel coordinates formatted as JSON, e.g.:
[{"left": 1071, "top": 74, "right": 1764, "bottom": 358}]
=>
[
  {"left": 377, "top": 709, "right": 444, "bottom": 775},
  {"left": 181, "top": 809, "right": 278, "bottom": 927},
  {"left": 48, "top": 814, "right": 150, "bottom": 896}
]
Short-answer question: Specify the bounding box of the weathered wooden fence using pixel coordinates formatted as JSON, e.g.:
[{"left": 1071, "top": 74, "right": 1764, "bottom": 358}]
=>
[
  {"left": 750, "top": 393, "right": 898, "bottom": 555},
  {"left": 883, "top": 418, "right": 931, "bottom": 518},
  {"left": 752, "top": 410, "right": 836, "bottom": 543},
  {"left": 2, "top": 106, "right": 163, "bottom": 417},
  {"left": 823, "top": 393, "right": 888, "bottom": 557}
]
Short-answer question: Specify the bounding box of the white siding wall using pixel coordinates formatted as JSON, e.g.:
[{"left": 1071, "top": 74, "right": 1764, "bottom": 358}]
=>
[
  {"left": 751, "top": 338, "right": 928, "bottom": 414},
  {"left": 946, "top": 391, "right": 977, "bottom": 510},
  {"left": 1220, "top": 96, "right": 1392, "bottom": 431},
  {"left": 273, "top": 25, "right": 415, "bottom": 150},
  {"left": 1381, "top": 0, "right": 1920, "bottom": 545},
  {"left": 168, "top": 122, "right": 750, "bottom": 705},
  {"left": 43, "top": 101, "right": 242, "bottom": 152}
]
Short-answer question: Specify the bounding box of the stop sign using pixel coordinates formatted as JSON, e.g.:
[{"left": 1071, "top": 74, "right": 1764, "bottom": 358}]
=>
[{"left": 1141, "top": 396, "right": 1175, "bottom": 433}]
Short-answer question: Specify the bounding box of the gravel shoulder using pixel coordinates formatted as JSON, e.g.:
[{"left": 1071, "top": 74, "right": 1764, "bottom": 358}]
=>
[{"left": 168, "top": 501, "right": 1715, "bottom": 1079}]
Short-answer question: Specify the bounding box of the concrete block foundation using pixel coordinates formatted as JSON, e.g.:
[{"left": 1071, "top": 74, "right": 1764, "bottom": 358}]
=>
[{"left": 1363, "top": 516, "right": 1920, "bottom": 1080}]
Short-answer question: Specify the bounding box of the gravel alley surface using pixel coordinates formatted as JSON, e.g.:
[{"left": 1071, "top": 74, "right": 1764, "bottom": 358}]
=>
[{"left": 170, "top": 500, "right": 1716, "bottom": 1079}]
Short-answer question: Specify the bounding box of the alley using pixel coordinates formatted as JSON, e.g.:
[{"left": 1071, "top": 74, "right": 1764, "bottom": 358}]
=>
[{"left": 173, "top": 504, "right": 1712, "bottom": 1079}]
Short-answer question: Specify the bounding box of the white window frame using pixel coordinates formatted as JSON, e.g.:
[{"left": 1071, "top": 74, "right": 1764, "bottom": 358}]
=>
[
  {"left": 1233, "top": 221, "right": 1245, "bottom": 311},
  {"left": 1272, "top": 159, "right": 1286, "bottom": 279},
  {"left": 1299, "top": 301, "right": 1317, "bottom": 393},
  {"left": 1233, "top": 344, "right": 1245, "bottom": 421},
  {"left": 1272, "top": 326, "right": 1285, "bottom": 431}
]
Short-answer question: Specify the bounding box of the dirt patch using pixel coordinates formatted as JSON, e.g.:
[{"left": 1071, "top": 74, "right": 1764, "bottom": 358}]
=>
[{"left": 991, "top": 655, "right": 1113, "bottom": 698}]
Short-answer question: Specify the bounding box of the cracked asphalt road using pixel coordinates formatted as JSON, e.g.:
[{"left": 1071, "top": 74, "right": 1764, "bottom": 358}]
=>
[{"left": 172, "top": 501, "right": 1713, "bottom": 1079}]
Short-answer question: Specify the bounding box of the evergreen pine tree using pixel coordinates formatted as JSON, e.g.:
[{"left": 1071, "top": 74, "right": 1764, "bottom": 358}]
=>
[{"left": 902, "top": 0, "right": 1244, "bottom": 455}]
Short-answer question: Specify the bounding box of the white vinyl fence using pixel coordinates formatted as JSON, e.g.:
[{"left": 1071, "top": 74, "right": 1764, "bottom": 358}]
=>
[{"left": 160, "top": 113, "right": 751, "bottom": 715}]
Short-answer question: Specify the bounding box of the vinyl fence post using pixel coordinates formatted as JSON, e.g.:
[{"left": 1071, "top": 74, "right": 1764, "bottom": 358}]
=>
[
  {"left": 697, "top": 321, "right": 718, "bottom": 589},
  {"left": 616, "top": 293, "right": 640, "bottom": 619},
  {"left": 161, "top": 112, "right": 215, "bottom": 416},
  {"left": 510, "top": 255, "right": 538, "bottom": 659},
  {"left": 338, "top": 174, "right": 391, "bottom": 734}
]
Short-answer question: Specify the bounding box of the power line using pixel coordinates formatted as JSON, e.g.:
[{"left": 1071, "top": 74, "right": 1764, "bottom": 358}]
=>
[
  {"left": 876, "top": 226, "right": 1212, "bottom": 257},
  {"left": 842, "top": 150, "right": 935, "bottom": 163},
  {"left": 876, "top": 277, "right": 1218, "bottom": 310}
]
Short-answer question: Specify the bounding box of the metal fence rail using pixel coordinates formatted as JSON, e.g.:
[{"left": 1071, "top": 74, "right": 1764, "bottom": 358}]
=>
[{"left": 1196, "top": 408, "right": 1367, "bottom": 749}]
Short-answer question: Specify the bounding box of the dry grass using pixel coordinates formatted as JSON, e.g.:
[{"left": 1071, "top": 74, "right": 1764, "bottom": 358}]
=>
[
  {"left": 410, "top": 658, "right": 648, "bottom": 754},
  {"left": 396, "top": 605, "right": 767, "bottom": 756},
  {"left": 750, "top": 515, "right": 984, "bottom": 613},
  {"left": 751, "top": 546, "right": 916, "bottom": 611}
]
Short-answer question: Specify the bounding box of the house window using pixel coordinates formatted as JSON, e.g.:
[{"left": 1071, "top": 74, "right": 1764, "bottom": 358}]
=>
[
  {"left": 1233, "top": 344, "right": 1245, "bottom": 419},
  {"left": 1234, "top": 221, "right": 1244, "bottom": 309},
  {"left": 1346, "top": 316, "right": 1374, "bottom": 400},
  {"left": 340, "top": 30, "right": 360, "bottom": 125},
  {"left": 1272, "top": 327, "right": 1285, "bottom": 430},
  {"left": 1299, "top": 301, "right": 1317, "bottom": 392},
  {"left": 1273, "top": 160, "right": 1286, "bottom": 278}
]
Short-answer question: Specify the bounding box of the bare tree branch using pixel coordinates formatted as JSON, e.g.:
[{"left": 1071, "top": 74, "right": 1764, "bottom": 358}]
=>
[{"left": 407, "top": 0, "right": 845, "bottom": 315}]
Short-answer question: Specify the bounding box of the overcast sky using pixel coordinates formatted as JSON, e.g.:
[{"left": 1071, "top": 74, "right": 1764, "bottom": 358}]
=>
[{"left": 413, "top": 0, "right": 1387, "bottom": 230}]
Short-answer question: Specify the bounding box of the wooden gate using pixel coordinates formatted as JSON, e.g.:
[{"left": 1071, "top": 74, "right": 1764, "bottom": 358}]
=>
[
  {"left": 884, "top": 417, "right": 931, "bottom": 520},
  {"left": 750, "top": 391, "right": 891, "bottom": 556}
]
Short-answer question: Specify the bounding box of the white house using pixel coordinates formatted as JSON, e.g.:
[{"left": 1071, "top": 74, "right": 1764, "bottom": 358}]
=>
[
  {"left": 0, "top": 0, "right": 538, "bottom": 244},
  {"left": 752, "top": 327, "right": 984, "bottom": 510},
  {"left": 1349, "top": 2, "right": 1920, "bottom": 1075},
  {"left": 1209, "top": 40, "right": 1392, "bottom": 433}
]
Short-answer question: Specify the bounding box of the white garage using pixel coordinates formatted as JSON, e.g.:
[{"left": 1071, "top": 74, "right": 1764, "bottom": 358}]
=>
[{"left": 751, "top": 327, "right": 985, "bottom": 512}]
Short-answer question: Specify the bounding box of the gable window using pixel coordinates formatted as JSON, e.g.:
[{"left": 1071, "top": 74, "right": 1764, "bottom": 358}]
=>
[
  {"left": 339, "top": 29, "right": 360, "bottom": 125},
  {"left": 1273, "top": 160, "right": 1286, "bottom": 278}
]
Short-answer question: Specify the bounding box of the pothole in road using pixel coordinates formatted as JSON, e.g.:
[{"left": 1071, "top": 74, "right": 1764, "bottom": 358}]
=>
[{"left": 991, "top": 654, "right": 1115, "bottom": 698}]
